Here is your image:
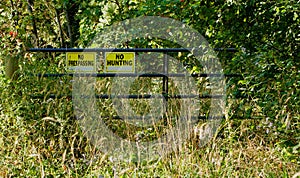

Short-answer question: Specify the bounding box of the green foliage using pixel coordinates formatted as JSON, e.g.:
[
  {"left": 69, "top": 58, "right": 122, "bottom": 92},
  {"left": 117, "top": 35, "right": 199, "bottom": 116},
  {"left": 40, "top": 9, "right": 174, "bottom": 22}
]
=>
[{"left": 0, "top": 0, "right": 299, "bottom": 176}]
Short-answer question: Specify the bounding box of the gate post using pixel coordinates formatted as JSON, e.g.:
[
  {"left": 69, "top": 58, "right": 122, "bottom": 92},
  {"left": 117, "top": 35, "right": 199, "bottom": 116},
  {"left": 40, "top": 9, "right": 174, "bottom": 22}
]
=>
[
  {"left": 5, "top": 56, "right": 19, "bottom": 80},
  {"left": 163, "top": 52, "right": 168, "bottom": 124}
]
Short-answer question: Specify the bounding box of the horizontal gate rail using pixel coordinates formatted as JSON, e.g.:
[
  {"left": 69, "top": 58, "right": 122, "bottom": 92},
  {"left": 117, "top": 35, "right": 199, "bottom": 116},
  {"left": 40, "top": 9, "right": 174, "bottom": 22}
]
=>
[
  {"left": 33, "top": 73, "right": 242, "bottom": 78},
  {"left": 31, "top": 94, "right": 225, "bottom": 99},
  {"left": 107, "top": 115, "right": 261, "bottom": 121},
  {"left": 104, "top": 115, "right": 225, "bottom": 121},
  {"left": 28, "top": 47, "right": 238, "bottom": 52}
]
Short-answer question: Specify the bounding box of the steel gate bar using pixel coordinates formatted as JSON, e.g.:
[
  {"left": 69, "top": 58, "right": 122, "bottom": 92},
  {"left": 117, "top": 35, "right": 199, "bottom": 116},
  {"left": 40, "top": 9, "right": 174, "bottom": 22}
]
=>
[{"left": 27, "top": 48, "right": 242, "bottom": 121}]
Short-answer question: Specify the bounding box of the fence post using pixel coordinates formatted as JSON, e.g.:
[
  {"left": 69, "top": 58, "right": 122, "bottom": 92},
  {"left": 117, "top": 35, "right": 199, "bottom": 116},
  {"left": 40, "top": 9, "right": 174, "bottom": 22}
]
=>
[
  {"left": 5, "top": 56, "right": 19, "bottom": 80},
  {"left": 163, "top": 52, "right": 168, "bottom": 125}
]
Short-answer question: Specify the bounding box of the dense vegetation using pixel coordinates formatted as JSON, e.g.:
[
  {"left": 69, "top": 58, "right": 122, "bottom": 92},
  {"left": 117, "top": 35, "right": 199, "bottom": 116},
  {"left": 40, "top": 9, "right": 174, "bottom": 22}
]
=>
[{"left": 0, "top": 0, "right": 299, "bottom": 177}]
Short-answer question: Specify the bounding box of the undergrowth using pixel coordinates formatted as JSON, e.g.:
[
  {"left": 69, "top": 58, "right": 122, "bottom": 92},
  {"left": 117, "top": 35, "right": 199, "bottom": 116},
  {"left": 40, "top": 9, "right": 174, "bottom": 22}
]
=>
[{"left": 0, "top": 53, "right": 299, "bottom": 177}]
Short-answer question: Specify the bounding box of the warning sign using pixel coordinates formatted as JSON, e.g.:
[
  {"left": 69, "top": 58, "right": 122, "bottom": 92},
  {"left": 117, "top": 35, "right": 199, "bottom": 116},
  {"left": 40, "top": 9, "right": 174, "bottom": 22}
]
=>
[
  {"left": 66, "top": 52, "right": 96, "bottom": 72},
  {"left": 105, "top": 52, "right": 135, "bottom": 73}
]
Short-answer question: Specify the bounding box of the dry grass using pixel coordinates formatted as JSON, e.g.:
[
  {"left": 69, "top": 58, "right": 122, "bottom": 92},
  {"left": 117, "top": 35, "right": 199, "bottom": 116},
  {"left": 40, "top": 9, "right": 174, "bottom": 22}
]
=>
[{"left": 0, "top": 63, "right": 299, "bottom": 177}]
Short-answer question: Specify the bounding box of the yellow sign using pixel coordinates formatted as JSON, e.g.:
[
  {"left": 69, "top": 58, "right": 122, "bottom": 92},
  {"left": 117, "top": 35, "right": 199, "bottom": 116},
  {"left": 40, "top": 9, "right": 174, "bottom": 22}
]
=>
[
  {"left": 105, "top": 52, "right": 135, "bottom": 73},
  {"left": 66, "top": 52, "right": 96, "bottom": 72}
]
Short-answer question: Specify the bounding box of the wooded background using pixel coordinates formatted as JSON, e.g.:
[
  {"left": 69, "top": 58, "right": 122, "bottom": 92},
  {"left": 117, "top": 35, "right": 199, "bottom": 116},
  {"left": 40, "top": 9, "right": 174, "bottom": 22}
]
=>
[{"left": 0, "top": 0, "right": 299, "bottom": 177}]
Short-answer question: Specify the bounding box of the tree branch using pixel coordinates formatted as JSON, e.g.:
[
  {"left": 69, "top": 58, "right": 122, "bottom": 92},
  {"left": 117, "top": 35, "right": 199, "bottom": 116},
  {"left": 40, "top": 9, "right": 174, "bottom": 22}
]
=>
[
  {"left": 55, "top": 8, "right": 65, "bottom": 48},
  {"left": 63, "top": 3, "right": 74, "bottom": 47},
  {"left": 27, "top": 0, "right": 39, "bottom": 47}
]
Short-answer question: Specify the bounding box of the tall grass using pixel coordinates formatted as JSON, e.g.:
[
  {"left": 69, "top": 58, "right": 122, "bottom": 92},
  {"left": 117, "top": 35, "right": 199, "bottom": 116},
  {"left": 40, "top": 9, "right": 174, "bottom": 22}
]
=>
[{"left": 0, "top": 54, "right": 299, "bottom": 177}]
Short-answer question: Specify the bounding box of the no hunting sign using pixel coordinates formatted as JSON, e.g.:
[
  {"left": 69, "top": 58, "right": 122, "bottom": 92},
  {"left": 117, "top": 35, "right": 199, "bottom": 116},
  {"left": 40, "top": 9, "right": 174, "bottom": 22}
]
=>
[{"left": 105, "top": 52, "right": 135, "bottom": 73}]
